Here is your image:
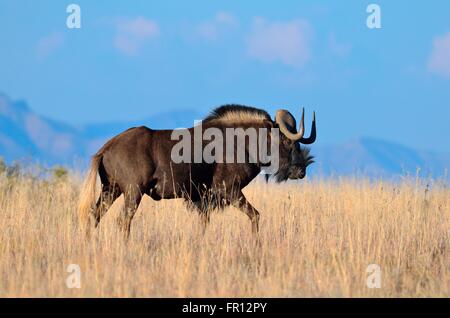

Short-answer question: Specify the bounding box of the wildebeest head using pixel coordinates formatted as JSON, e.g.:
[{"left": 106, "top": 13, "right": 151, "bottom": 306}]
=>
[{"left": 273, "top": 108, "right": 316, "bottom": 182}]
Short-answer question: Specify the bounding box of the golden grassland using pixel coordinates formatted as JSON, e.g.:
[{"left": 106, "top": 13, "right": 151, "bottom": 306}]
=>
[{"left": 0, "top": 172, "right": 448, "bottom": 297}]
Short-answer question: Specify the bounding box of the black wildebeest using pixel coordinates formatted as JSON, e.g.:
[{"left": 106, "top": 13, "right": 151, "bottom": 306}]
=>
[{"left": 78, "top": 105, "right": 316, "bottom": 238}]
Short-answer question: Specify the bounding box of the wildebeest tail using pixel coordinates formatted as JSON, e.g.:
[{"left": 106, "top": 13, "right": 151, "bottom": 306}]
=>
[{"left": 77, "top": 154, "right": 102, "bottom": 230}]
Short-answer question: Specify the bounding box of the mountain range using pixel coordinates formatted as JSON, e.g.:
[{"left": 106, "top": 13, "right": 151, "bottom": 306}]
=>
[{"left": 1, "top": 93, "right": 449, "bottom": 180}]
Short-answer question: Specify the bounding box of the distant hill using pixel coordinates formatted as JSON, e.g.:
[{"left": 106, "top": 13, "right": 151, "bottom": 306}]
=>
[
  {"left": 311, "top": 138, "right": 449, "bottom": 180},
  {"left": 1, "top": 93, "right": 449, "bottom": 180},
  {"left": 0, "top": 93, "right": 202, "bottom": 165},
  {"left": 0, "top": 93, "right": 82, "bottom": 164}
]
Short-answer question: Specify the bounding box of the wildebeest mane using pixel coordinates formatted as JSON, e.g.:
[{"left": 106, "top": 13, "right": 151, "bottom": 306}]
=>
[
  {"left": 203, "top": 104, "right": 271, "bottom": 123},
  {"left": 301, "top": 147, "right": 315, "bottom": 166}
]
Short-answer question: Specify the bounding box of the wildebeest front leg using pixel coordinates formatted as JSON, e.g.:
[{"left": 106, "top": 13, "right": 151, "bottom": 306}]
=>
[
  {"left": 233, "top": 193, "right": 260, "bottom": 234},
  {"left": 189, "top": 200, "right": 210, "bottom": 234},
  {"left": 117, "top": 189, "right": 142, "bottom": 240}
]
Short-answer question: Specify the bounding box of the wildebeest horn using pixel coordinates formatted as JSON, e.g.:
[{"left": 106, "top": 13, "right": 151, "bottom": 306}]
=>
[
  {"left": 299, "top": 111, "right": 316, "bottom": 144},
  {"left": 275, "top": 108, "right": 305, "bottom": 141}
]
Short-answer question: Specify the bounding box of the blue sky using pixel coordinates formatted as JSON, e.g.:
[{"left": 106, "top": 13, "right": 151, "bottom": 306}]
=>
[{"left": 0, "top": 0, "right": 449, "bottom": 152}]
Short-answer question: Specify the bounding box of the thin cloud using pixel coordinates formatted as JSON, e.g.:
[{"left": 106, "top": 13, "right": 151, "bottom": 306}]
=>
[
  {"left": 246, "top": 17, "right": 312, "bottom": 68},
  {"left": 114, "top": 17, "right": 160, "bottom": 55},
  {"left": 194, "top": 12, "right": 238, "bottom": 42},
  {"left": 329, "top": 33, "right": 351, "bottom": 58},
  {"left": 428, "top": 32, "right": 450, "bottom": 77},
  {"left": 36, "top": 32, "right": 64, "bottom": 58}
]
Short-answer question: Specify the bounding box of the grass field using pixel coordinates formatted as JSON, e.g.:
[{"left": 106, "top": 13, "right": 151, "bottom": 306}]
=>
[{"left": 0, "top": 172, "right": 448, "bottom": 297}]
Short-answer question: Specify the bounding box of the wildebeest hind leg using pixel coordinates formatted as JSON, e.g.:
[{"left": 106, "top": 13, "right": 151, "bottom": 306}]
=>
[
  {"left": 92, "top": 184, "right": 122, "bottom": 228},
  {"left": 117, "top": 188, "right": 143, "bottom": 240}
]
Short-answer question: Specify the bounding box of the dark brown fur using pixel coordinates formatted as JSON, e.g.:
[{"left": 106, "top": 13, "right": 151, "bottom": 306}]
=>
[{"left": 78, "top": 105, "right": 314, "bottom": 238}]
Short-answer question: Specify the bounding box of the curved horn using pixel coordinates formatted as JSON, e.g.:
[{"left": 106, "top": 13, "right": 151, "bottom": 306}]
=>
[
  {"left": 299, "top": 111, "right": 316, "bottom": 144},
  {"left": 275, "top": 108, "right": 305, "bottom": 141}
]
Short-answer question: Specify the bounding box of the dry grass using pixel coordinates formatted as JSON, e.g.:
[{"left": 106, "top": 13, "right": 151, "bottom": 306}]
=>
[{"left": 0, "top": 173, "right": 448, "bottom": 297}]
